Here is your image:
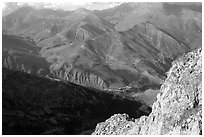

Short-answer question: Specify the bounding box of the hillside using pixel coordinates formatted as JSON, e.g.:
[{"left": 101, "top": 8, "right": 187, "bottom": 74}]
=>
[{"left": 2, "top": 68, "right": 150, "bottom": 135}]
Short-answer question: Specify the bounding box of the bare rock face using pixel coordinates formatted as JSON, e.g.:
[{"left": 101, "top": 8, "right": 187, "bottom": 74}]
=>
[
  {"left": 92, "top": 48, "right": 202, "bottom": 135},
  {"left": 49, "top": 63, "right": 108, "bottom": 89}
]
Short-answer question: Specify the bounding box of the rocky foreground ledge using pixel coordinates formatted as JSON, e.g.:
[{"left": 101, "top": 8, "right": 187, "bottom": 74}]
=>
[{"left": 92, "top": 48, "right": 202, "bottom": 135}]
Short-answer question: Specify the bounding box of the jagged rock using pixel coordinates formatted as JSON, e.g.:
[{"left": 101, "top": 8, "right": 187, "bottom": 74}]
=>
[
  {"left": 92, "top": 48, "right": 202, "bottom": 135},
  {"left": 50, "top": 63, "right": 108, "bottom": 89},
  {"left": 94, "top": 114, "right": 135, "bottom": 135}
]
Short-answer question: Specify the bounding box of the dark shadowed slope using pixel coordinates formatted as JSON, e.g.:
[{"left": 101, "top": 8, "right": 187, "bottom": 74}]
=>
[{"left": 2, "top": 68, "right": 151, "bottom": 135}]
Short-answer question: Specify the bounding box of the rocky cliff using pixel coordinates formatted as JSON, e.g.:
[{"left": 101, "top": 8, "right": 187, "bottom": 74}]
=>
[
  {"left": 92, "top": 48, "right": 202, "bottom": 135},
  {"left": 49, "top": 63, "right": 108, "bottom": 89}
]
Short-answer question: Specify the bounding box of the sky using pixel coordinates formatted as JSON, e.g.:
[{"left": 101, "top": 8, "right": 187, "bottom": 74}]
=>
[{"left": 2, "top": 2, "right": 122, "bottom": 15}]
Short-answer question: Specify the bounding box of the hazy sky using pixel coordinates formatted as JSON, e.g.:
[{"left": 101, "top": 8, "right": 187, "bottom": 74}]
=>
[{"left": 2, "top": 2, "right": 122, "bottom": 15}]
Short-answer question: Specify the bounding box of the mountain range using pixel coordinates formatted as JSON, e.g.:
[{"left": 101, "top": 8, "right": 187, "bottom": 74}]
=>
[
  {"left": 2, "top": 2, "right": 202, "bottom": 135},
  {"left": 3, "top": 2, "right": 201, "bottom": 90}
]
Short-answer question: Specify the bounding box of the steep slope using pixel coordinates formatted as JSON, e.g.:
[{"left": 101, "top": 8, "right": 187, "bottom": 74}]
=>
[
  {"left": 2, "top": 68, "right": 151, "bottom": 135},
  {"left": 92, "top": 48, "right": 202, "bottom": 135}
]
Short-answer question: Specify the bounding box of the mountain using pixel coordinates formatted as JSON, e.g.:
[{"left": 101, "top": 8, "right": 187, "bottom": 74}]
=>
[
  {"left": 2, "top": 3, "right": 202, "bottom": 91},
  {"left": 92, "top": 48, "right": 202, "bottom": 135},
  {"left": 2, "top": 67, "right": 150, "bottom": 135}
]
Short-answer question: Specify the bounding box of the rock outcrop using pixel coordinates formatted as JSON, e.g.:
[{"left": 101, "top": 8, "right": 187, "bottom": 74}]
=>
[
  {"left": 49, "top": 63, "right": 108, "bottom": 89},
  {"left": 92, "top": 48, "right": 202, "bottom": 135}
]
